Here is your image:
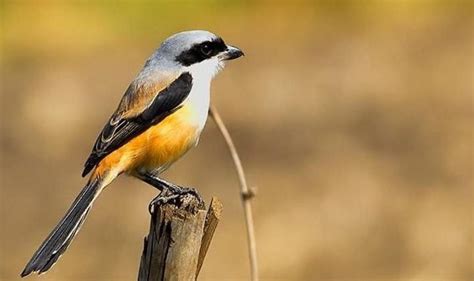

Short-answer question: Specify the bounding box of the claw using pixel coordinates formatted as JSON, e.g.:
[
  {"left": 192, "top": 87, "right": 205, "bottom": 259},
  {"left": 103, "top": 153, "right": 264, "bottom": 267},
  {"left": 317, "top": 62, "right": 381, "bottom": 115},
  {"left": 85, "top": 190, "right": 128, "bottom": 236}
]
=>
[
  {"left": 168, "top": 186, "right": 204, "bottom": 206},
  {"left": 149, "top": 188, "right": 204, "bottom": 213},
  {"left": 148, "top": 192, "right": 180, "bottom": 214}
]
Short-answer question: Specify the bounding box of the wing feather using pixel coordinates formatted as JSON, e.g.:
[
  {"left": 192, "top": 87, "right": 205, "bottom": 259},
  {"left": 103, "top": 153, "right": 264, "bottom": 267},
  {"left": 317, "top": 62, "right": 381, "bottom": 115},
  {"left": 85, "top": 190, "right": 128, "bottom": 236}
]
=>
[{"left": 82, "top": 72, "right": 193, "bottom": 177}]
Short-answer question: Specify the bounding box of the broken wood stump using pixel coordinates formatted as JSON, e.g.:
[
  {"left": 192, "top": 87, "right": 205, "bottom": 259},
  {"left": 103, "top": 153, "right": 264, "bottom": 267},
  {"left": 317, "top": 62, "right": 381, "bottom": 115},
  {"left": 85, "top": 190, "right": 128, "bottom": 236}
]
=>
[{"left": 138, "top": 194, "right": 223, "bottom": 281}]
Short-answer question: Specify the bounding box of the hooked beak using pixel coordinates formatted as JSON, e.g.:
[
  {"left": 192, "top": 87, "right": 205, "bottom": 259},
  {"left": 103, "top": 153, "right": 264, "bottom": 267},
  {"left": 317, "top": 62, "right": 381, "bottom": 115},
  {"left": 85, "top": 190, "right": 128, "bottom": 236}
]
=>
[{"left": 220, "top": 45, "right": 244, "bottom": 61}]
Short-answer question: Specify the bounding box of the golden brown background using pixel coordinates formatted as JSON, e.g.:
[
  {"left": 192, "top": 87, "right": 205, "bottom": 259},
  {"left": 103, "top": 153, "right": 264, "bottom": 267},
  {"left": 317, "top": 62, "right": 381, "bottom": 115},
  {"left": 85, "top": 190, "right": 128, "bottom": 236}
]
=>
[{"left": 1, "top": 1, "right": 472, "bottom": 280}]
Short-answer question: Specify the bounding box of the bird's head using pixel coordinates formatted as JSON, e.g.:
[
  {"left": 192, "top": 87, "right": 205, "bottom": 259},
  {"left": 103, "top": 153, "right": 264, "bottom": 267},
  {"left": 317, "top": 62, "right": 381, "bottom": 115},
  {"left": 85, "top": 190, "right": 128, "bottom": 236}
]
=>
[{"left": 150, "top": 30, "right": 244, "bottom": 79}]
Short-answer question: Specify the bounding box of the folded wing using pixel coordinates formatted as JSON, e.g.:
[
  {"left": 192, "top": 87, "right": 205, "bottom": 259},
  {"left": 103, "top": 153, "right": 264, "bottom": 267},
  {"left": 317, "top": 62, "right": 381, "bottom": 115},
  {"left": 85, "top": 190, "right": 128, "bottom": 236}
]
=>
[{"left": 82, "top": 72, "right": 193, "bottom": 177}]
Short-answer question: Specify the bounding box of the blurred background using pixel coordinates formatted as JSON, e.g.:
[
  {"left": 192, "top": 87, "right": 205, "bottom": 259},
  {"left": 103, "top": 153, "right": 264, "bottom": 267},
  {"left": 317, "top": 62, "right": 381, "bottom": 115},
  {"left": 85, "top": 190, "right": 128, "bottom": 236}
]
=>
[{"left": 1, "top": 1, "right": 472, "bottom": 280}]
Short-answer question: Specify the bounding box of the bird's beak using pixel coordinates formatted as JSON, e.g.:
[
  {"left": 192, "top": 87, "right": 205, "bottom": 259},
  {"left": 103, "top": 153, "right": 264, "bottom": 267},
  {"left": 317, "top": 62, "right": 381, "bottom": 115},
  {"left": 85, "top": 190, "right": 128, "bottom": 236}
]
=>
[{"left": 220, "top": 45, "right": 244, "bottom": 61}]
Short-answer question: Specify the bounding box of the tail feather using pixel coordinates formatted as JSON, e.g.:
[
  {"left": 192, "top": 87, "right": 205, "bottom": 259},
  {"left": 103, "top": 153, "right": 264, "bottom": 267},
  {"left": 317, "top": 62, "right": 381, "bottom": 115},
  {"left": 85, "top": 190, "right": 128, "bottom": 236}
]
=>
[{"left": 21, "top": 178, "right": 103, "bottom": 277}]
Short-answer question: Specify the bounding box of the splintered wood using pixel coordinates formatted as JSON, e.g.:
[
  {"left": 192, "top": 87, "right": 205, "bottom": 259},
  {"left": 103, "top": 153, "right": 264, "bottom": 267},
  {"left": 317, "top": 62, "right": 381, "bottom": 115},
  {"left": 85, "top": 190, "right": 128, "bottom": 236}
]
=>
[{"left": 138, "top": 195, "right": 222, "bottom": 281}]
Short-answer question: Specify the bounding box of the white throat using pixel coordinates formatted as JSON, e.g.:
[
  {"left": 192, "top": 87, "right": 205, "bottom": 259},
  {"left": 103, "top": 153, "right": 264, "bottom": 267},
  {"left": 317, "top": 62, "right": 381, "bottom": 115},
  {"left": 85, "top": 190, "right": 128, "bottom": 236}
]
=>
[{"left": 183, "top": 58, "right": 224, "bottom": 132}]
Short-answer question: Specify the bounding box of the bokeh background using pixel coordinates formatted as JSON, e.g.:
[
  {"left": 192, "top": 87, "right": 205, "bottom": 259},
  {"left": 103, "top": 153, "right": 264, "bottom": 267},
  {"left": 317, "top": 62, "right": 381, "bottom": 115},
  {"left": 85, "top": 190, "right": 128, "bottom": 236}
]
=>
[{"left": 1, "top": 1, "right": 472, "bottom": 280}]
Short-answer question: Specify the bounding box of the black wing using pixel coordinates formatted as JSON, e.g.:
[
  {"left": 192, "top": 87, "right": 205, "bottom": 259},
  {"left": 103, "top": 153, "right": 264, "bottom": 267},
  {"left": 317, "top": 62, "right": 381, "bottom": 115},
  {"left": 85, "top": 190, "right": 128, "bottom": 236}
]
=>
[{"left": 82, "top": 72, "right": 193, "bottom": 177}]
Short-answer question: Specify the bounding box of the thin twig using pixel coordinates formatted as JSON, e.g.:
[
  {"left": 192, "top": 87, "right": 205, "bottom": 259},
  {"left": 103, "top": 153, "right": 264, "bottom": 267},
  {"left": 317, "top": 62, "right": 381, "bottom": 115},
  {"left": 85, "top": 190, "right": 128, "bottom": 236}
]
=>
[{"left": 209, "top": 104, "right": 259, "bottom": 281}]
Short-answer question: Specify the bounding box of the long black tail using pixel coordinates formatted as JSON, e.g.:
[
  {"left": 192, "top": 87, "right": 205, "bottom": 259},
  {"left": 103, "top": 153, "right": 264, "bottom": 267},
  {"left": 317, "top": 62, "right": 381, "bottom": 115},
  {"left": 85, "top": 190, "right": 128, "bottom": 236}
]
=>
[{"left": 21, "top": 178, "right": 103, "bottom": 277}]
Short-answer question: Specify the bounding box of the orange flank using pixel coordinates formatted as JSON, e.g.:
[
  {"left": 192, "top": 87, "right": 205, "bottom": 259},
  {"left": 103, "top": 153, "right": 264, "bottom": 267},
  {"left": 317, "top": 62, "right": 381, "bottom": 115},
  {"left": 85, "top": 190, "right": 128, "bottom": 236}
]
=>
[{"left": 92, "top": 104, "right": 200, "bottom": 179}]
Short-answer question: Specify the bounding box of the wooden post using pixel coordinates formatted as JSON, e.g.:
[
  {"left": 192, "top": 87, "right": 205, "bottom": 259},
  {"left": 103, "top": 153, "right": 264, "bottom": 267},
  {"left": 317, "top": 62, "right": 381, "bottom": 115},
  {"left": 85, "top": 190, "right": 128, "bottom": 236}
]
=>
[{"left": 138, "top": 194, "right": 222, "bottom": 281}]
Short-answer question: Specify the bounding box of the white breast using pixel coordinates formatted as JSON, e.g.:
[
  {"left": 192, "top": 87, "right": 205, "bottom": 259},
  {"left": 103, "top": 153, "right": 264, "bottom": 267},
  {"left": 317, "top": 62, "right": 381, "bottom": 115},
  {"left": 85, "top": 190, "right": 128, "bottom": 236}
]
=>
[{"left": 183, "top": 57, "right": 223, "bottom": 132}]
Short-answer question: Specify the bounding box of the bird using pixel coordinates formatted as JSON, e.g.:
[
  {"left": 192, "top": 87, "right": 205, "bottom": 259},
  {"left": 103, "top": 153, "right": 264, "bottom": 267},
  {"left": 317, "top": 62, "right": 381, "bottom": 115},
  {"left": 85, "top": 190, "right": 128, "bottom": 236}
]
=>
[{"left": 21, "top": 30, "right": 243, "bottom": 277}]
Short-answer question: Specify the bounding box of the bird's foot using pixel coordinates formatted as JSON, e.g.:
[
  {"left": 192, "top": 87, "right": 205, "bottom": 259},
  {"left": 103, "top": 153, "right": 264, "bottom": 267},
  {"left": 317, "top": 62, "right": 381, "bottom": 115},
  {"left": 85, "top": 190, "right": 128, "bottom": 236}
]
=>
[
  {"left": 148, "top": 191, "right": 179, "bottom": 213},
  {"left": 148, "top": 184, "right": 204, "bottom": 214}
]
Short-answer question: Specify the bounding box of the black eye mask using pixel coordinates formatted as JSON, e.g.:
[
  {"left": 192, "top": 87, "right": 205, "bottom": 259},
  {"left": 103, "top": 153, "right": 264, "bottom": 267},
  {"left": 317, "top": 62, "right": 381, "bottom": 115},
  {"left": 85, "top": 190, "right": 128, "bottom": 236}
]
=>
[{"left": 176, "top": 38, "right": 227, "bottom": 66}]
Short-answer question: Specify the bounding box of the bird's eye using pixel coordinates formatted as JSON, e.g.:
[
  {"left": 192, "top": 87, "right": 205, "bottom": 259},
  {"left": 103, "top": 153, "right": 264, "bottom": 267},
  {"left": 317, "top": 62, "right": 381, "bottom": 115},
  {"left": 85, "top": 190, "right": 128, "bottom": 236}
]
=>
[{"left": 200, "top": 43, "right": 212, "bottom": 56}]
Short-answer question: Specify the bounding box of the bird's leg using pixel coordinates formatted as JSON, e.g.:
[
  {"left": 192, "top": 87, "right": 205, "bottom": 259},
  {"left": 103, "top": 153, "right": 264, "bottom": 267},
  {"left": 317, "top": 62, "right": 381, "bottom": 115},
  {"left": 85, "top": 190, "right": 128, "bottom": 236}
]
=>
[
  {"left": 138, "top": 173, "right": 203, "bottom": 213},
  {"left": 149, "top": 176, "right": 203, "bottom": 204}
]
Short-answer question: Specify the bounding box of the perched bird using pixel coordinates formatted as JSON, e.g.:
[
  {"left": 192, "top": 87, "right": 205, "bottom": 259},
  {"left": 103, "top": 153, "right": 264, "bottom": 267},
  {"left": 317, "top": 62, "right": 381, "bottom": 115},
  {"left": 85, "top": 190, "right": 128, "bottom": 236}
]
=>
[{"left": 21, "top": 30, "right": 243, "bottom": 277}]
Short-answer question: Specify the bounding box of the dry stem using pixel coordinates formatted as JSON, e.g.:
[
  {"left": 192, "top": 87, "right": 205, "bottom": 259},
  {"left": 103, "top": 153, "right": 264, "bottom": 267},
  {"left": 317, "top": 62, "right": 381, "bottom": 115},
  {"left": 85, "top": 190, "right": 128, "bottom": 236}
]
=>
[{"left": 209, "top": 104, "right": 259, "bottom": 281}]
